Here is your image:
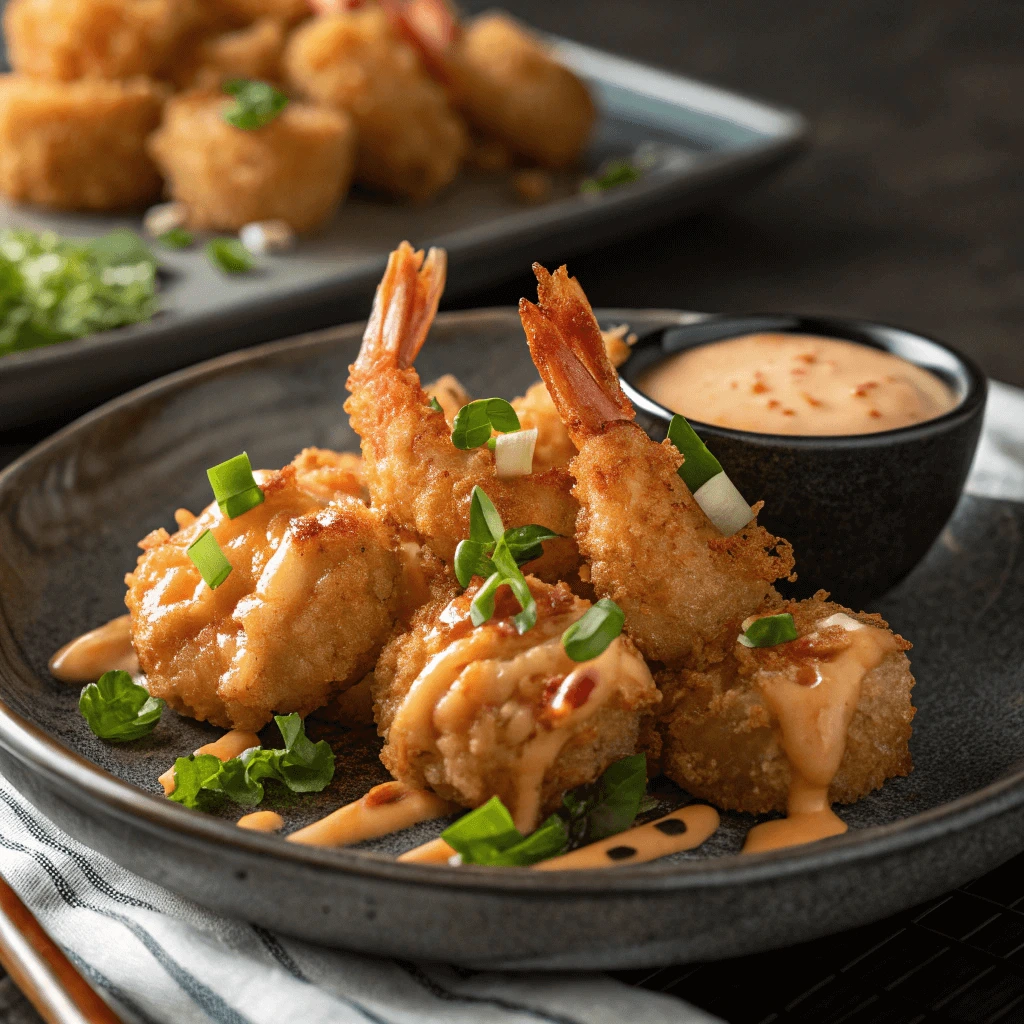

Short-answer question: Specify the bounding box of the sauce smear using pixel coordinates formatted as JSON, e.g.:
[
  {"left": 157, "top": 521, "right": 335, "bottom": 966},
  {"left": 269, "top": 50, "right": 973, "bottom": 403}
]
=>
[
  {"left": 49, "top": 615, "right": 138, "bottom": 683},
  {"left": 237, "top": 810, "right": 284, "bottom": 833},
  {"left": 639, "top": 333, "right": 957, "bottom": 436},
  {"left": 743, "top": 617, "right": 892, "bottom": 854}
]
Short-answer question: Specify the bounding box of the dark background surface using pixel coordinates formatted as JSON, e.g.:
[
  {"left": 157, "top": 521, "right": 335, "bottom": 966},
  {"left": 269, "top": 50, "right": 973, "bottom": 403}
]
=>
[{"left": 1, "top": 1, "right": 1023, "bottom": 1021}]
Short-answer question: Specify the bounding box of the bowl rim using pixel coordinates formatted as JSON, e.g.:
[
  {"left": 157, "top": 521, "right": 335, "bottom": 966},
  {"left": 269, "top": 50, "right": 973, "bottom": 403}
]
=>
[
  {"left": 619, "top": 312, "right": 989, "bottom": 448},
  {"left": 0, "top": 306, "right": 1018, "bottom": 899}
]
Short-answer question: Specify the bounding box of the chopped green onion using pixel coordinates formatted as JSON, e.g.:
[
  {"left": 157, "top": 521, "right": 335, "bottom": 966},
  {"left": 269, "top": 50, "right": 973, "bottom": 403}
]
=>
[
  {"left": 561, "top": 599, "right": 625, "bottom": 662},
  {"left": 451, "top": 398, "right": 520, "bottom": 450},
  {"left": 158, "top": 227, "right": 194, "bottom": 250},
  {"left": 468, "top": 485, "right": 504, "bottom": 544},
  {"left": 494, "top": 427, "right": 538, "bottom": 479},
  {"left": 580, "top": 158, "right": 643, "bottom": 195},
  {"left": 206, "top": 238, "right": 254, "bottom": 274},
  {"left": 187, "top": 529, "right": 233, "bottom": 589},
  {"left": 667, "top": 414, "right": 723, "bottom": 493},
  {"left": 428, "top": 395, "right": 443, "bottom": 413},
  {"left": 79, "top": 670, "right": 164, "bottom": 742},
  {"left": 667, "top": 414, "right": 753, "bottom": 535},
  {"left": 739, "top": 613, "right": 798, "bottom": 648},
  {"left": 222, "top": 78, "right": 289, "bottom": 131},
  {"left": 206, "top": 452, "right": 264, "bottom": 519}
]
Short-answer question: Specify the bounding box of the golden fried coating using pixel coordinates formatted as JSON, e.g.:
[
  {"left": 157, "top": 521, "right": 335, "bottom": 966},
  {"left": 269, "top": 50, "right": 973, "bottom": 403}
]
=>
[
  {"left": 346, "top": 243, "right": 581, "bottom": 583},
  {"left": 424, "top": 373, "right": 471, "bottom": 426},
  {"left": 0, "top": 75, "right": 163, "bottom": 211},
  {"left": 447, "top": 12, "right": 595, "bottom": 169},
  {"left": 290, "top": 446, "right": 366, "bottom": 502},
  {"left": 148, "top": 89, "right": 355, "bottom": 232},
  {"left": 126, "top": 458, "right": 403, "bottom": 732},
  {"left": 173, "top": 18, "right": 286, "bottom": 90},
  {"left": 658, "top": 594, "right": 915, "bottom": 814},
  {"left": 520, "top": 264, "right": 795, "bottom": 666},
  {"left": 285, "top": 8, "right": 467, "bottom": 201},
  {"left": 4, "top": 0, "right": 196, "bottom": 81},
  {"left": 213, "top": 0, "right": 311, "bottom": 27},
  {"left": 373, "top": 577, "right": 659, "bottom": 830}
]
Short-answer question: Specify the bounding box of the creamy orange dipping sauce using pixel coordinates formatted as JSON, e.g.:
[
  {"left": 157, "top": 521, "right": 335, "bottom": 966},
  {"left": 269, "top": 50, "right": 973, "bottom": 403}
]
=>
[{"left": 639, "top": 333, "right": 957, "bottom": 436}]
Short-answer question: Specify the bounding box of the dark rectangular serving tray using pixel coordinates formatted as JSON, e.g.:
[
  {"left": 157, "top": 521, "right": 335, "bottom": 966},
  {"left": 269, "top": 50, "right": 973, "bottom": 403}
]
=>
[{"left": 0, "top": 38, "right": 805, "bottom": 429}]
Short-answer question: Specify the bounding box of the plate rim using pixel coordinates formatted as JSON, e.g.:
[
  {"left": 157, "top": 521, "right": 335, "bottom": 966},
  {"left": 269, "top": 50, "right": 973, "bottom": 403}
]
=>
[{"left": 1, "top": 307, "right": 1020, "bottom": 898}]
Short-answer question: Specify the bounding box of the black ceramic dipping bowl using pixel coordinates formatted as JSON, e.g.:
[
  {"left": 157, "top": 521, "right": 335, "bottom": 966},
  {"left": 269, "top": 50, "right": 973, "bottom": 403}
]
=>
[{"left": 619, "top": 313, "right": 987, "bottom": 607}]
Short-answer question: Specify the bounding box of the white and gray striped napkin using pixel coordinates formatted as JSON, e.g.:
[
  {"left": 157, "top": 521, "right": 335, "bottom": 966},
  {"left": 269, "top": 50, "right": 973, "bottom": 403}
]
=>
[{"left": 2, "top": 382, "right": 1022, "bottom": 1024}]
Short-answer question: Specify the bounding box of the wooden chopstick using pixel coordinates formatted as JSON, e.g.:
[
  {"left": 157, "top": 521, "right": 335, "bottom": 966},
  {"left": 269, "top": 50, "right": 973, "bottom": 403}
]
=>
[{"left": 0, "top": 872, "right": 124, "bottom": 1024}]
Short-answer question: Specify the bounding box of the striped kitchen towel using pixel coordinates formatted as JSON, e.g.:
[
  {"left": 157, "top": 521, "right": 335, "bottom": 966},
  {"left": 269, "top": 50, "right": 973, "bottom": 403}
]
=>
[{"left": 0, "top": 776, "right": 718, "bottom": 1024}]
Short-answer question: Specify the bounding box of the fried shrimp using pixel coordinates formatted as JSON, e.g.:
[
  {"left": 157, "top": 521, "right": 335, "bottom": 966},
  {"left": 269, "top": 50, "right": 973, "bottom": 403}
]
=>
[
  {"left": 125, "top": 453, "right": 403, "bottom": 732},
  {"left": 284, "top": 7, "right": 467, "bottom": 201},
  {"left": 520, "top": 264, "right": 795, "bottom": 667},
  {"left": 345, "top": 242, "right": 580, "bottom": 582},
  {"left": 657, "top": 594, "right": 915, "bottom": 814},
  {"left": 373, "top": 577, "right": 659, "bottom": 831}
]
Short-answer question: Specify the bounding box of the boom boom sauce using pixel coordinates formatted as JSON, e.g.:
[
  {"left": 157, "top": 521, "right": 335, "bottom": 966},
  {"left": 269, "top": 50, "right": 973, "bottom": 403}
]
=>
[{"left": 638, "top": 333, "right": 957, "bottom": 436}]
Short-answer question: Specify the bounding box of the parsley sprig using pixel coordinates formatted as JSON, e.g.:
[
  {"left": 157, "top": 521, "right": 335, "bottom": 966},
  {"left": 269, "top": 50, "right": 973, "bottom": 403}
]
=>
[
  {"left": 169, "top": 714, "right": 334, "bottom": 810},
  {"left": 453, "top": 487, "right": 559, "bottom": 633},
  {"left": 222, "top": 78, "right": 289, "bottom": 131},
  {"left": 441, "top": 754, "right": 651, "bottom": 866}
]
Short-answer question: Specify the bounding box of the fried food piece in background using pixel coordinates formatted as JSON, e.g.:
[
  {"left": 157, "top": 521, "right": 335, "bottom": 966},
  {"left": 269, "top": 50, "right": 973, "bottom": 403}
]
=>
[
  {"left": 521, "top": 264, "right": 795, "bottom": 667},
  {"left": 424, "top": 372, "right": 471, "bottom": 426},
  {"left": 172, "top": 18, "right": 287, "bottom": 90},
  {"left": 126, "top": 456, "right": 403, "bottom": 732},
  {"left": 657, "top": 595, "right": 915, "bottom": 814},
  {"left": 285, "top": 7, "right": 467, "bottom": 201},
  {"left": 148, "top": 89, "right": 355, "bottom": 232},
  {"left": 373, "top": 578, "right": 660, "bottom": 831},
  {"left": 4, "top": 0, "right": 197, "bottom": 81},
  {"left": 346, "top": 242, "right": 581, "bottom": 583},
  {"left": 213, "top": 0, "right": 312, "bottom": 27},
  {"left": 0, "top": 76, "right": 164, "bottom": 211}
]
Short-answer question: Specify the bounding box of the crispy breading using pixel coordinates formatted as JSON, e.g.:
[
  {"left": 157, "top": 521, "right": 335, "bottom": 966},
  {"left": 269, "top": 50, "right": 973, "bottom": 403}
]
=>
[
  {"left": 125, "top": 456, "right": 403, "bottom": 731},
  {"left": 0, "top": 75, "right": 164, "bottom": 211},
  {"left": 148, "top": 88, "right": 355, "bottom": 232},
  {"left": 285, "top": 8, "right": 467, "bottom": 201},
  {"left": 172, "top": 18, "right": 287, "bottom": 90},
  {"left": 4, "top": 0, "right": 197, "bottom": 80},
  {"left": 657, "top": 593, "right": 916, "bottom": 813},
  {"left": 373, "top": 578, "right": 659, "bottom": 830}
]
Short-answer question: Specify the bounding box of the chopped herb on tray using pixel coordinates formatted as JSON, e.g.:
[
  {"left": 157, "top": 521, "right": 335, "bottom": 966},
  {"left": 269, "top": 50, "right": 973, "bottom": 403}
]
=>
[
  {"left": 206, "top": 238, "right": 254, "bottom": 275},
  {"left": 222, "top": 79, "right": 289, "bottom": 131},
  {"left": 0, "top": 228, "right": 158, "bottom": 356},
  {"left": 80, "top": 670, "right": 165, "bottom": 742}
]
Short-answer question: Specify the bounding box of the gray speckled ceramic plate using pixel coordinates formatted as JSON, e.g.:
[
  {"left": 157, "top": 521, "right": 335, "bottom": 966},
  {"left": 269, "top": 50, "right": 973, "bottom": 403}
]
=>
[
  {"left": 0, "top": 309, "right": 1022, "bottom": 969},
  {"left": 0, "top": 40, "right": 806, "bottom": 430}
]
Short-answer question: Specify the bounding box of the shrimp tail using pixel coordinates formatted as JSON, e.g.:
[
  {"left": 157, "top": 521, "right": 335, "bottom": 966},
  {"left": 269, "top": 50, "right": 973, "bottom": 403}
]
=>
[
  {"left": 352, "top": 241, "right": 447, "bottom": 380},
  {"left": 519, "top": 263, "right": 634, "bottom": 443}
]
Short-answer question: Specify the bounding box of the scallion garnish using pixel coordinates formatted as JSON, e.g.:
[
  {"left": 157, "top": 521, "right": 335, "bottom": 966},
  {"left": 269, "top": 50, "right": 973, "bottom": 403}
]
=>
[
  {"left": 206, "top": 238, "right": 254, "bottom": 274},
  {"left": 441, "top": 754, "right": 650, "bottom": 866},
  {"left": 561, "top": 598, "right": 625, "bottom": 662},
  {"left": 667, "top": 413, "right": 753, "bottom": 536},
  {"left": 187, "top": 529, "right": 233, "bottom": 589},
  {"left": 222, "top": 78, "right": 289, "bottom": 131},
  {"left": 494, "top": 427, "right": 537, "bottom": 478},
  {"left": 453, "top": 487, "right": 559, "bottom": 633},
  {"left": 79, "top": 670, "right": 164, "bottom": 742},
  {"left": 158, "top": 227, "right": 194, "bottom": 250},
  {"left": 738, "top": 613, "right": 798, "bottom": 648},
  {"left": 451, "top": 398, "right": 520, "bottom": 450},
  {"left": 580, "top": 158, "right": 643, "bottom": 195},
  {"left": 206, "top": 452, "right": 264, "bottom": 519}
]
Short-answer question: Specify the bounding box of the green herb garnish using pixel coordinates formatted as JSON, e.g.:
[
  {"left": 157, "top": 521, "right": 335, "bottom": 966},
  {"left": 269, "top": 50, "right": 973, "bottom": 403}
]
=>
[
  {"left": 666, "top": 413, "right": 723, "bottom": 493},
  {"left": 561, "top": 598, "right": 625, "bottom": 662},
  {"left": 79, "top": 670, "right": 164, "bottom": 742},
  {"left": 0, "top": 228, "right": 158, "bottom": 356},
  {"left": 187, "top": 529, "right": 233, "bottom": 589},
  {"left": 580, "top": 158, "right": 643, "bottom": 195},
  {"left": 206, "top": 238, "right": 254, "bottom": 275},
  {"left": 206, "top": 451, "right": 264, "bottom": 519},
  {"left": 451, "top": 398, "right": 520, "bottom": 450},
  {"left": 739, "top": 613, "right": 799, "bottom": 648},
  {"left": 169, "top": 714, "right": 335, "bottom": 810},
  {"left": 453, "top": 487, "right": 559, "bottom": 633},
  {"left": 222, "top": 78, "right": 289, "bottom": 131},
  {"left": 428, "top": 396, "right": 443, "bottom": 413},
  {"left": 442, "top": 754, "right": 650, "bottom": 866},
  {"left": 158, "top": 227, "right": 194, "bottom": 250}
]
